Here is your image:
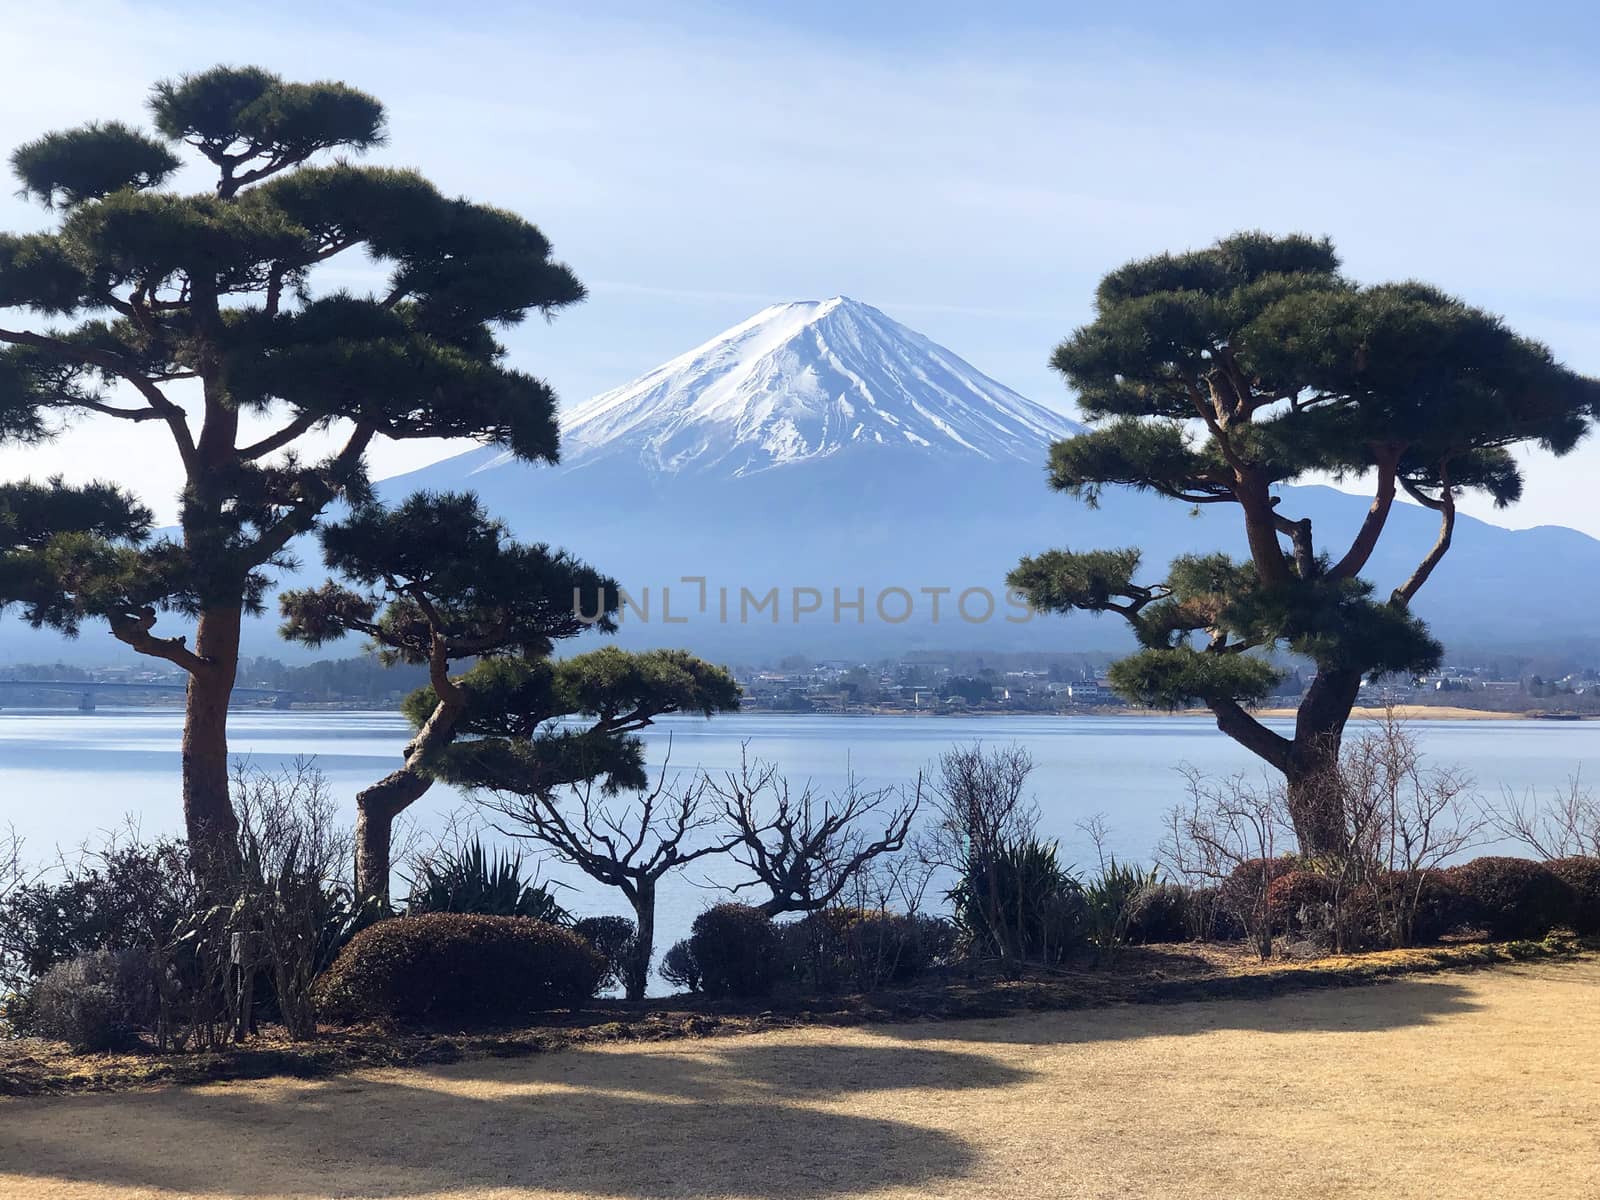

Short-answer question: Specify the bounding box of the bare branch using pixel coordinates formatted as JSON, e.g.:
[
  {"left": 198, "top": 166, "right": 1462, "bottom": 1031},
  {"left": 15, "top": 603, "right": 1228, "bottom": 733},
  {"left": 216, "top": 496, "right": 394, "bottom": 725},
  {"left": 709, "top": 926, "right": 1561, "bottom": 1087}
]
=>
[
  {"left": 1393, "top": 469, "right": 1456, "bottom": 607},
  {"left": 1485, "top": 772, "right": 1600, "bottom": 860},
  {"left": 108, "top": 606, "right": 207, "bottom": 675},
  {"left": 710, "top": 744, "right": 921, "bottom": 917},
  {"left": 237, "top": 412, "right": 322, "bottom": 460},
  {"left": 1328, "top": 447, "right": 1402, "bottom": 580}
]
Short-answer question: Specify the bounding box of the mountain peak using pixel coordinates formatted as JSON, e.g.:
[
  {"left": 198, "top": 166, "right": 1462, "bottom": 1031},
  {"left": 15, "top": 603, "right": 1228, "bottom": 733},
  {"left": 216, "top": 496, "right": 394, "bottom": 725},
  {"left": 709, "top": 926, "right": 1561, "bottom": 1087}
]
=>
[{"left": 542, "top": 297, "right": 1081, "bottom": 478}]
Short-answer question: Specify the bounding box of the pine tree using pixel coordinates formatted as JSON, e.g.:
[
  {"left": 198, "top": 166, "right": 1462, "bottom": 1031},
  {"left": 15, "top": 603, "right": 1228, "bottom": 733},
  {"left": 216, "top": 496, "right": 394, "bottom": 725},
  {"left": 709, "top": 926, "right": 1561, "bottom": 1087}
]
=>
[
  {"left": 281, "top": 490, "right": 743, "bottom": 915},
  {"left": 417, "top": 646, "right": 742, "bottom": 1000},
  {"left": 1011, "top": 233, "right": 1600, "bottom": 853},
  {"left": 0, "top": 68, "right": 583, "bottom": 878}
]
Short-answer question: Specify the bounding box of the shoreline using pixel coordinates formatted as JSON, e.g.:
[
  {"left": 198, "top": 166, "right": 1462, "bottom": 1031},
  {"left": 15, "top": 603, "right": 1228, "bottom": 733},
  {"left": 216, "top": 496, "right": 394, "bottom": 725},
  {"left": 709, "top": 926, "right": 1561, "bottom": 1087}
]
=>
[
  {"left": 3, "top": 702, "right": 1586, "bottom": 723},
  {"left": 1155, "top": 704, "right": 1550, "bottom": 723},
  {"left": 743, "top": 703, "right": 1579, "bottom": 722},
  {"left": 3, "top": 704, "right": 1587, "bottom": 723}
]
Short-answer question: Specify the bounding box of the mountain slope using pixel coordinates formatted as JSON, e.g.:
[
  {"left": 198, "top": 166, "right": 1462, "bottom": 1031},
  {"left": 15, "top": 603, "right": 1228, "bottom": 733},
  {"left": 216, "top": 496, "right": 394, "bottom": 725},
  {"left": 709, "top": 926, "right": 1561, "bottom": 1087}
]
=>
[{"left": 383, "top": 299, "right": 1600, "bottom": 660}]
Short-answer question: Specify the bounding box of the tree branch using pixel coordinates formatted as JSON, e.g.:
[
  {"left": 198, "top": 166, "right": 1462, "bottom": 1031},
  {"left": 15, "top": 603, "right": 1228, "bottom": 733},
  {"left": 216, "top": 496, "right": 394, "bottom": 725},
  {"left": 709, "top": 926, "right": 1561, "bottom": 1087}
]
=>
[
  {"left": 107, "top": 606, "right": 207, "bottom": 675},
  {"left": 238, "top": 412, "right": 321, "bottom": 459},
  {"left": 1208, "top": 698, "right": 1293, "bottom": 772},
  {"left": 1393, "top": 470, "right": 1455, "bottom": 608},
  {"left": 0, "top": 325, "right": 197, "bottom": 470},
  {"left": 1329, "top": 447, "right": 1402, "bottom": 581},
  {"left": 74, "top": 400, "right": 167, "bottom": 423}
]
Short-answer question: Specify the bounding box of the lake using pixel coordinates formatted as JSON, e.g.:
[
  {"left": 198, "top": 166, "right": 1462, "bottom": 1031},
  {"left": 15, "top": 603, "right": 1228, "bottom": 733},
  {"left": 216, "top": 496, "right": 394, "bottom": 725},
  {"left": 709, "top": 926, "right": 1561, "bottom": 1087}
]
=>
[{"left": 3, "top": 707, "right": 1595, "bottom": 980}]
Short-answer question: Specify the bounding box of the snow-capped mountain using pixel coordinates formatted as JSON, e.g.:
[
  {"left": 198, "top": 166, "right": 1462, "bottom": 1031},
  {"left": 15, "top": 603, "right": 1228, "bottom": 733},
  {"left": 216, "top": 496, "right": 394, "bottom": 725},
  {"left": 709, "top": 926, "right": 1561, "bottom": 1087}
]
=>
[
  {"left": 367, "top": 299, "right": 1600, "bottom": 660},
  {"left": 12, "top": 296, "right": 1600, "bottom": 665},
  {"left": 476, "top": 297, "right": 1079, "bottom": 479}
]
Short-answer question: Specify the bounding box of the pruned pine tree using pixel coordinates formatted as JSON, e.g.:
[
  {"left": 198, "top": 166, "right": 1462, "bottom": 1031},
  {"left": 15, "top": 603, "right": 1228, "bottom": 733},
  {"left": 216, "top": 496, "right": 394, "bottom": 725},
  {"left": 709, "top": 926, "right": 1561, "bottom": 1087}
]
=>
[
  {"left": 279, "top": 490, "right": 620, "bottom": 902},
  {"left": 1011, "top": 233, "right": 1600, "bottom": 853},
  {"left": 0, "top": 67, "right": 583, "bottom": 878}
]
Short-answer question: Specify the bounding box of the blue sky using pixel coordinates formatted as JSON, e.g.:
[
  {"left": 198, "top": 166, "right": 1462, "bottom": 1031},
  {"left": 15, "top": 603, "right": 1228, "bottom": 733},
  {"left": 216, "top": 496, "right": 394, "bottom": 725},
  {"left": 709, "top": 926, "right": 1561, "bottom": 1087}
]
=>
[{"left": 2, "top": 1, "right": 1597, "bottom": 530}]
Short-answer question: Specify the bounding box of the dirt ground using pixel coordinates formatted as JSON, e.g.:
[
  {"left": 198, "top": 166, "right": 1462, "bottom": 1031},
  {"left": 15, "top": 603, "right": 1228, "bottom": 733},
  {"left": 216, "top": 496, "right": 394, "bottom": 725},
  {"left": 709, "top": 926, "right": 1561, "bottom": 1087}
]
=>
[{"left": 2, "top": 958, "right": 1597, "bottom": 1199}]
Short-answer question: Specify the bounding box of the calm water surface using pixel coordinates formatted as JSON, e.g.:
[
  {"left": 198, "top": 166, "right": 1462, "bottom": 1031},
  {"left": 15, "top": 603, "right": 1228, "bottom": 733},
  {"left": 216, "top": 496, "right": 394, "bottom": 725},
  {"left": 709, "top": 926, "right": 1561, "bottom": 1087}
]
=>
[{"left": 3, "top": 707, "right": 1595, "bottom": 971}]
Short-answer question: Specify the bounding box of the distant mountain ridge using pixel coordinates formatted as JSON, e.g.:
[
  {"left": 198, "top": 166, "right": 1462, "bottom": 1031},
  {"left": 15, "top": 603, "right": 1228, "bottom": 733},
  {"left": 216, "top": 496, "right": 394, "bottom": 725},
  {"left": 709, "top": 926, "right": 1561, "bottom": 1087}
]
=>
[{"left": 6, "top": 298, "right": 1600, "bottom": 664}]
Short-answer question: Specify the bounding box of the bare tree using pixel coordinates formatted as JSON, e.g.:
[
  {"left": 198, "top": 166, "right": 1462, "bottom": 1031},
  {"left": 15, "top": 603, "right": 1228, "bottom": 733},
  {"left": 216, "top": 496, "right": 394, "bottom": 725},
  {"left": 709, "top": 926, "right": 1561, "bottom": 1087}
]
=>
[
  {"left": 0, "top": 824, "right": 36, "bottom": 1010},
  {"left": 1160, "top": 768, "right": 1289, "bottom": 959},
  {"left": 1487, "top": 772, "right": 1600, "bottom": 861},
  {"left": 226, "top": 761, "right": 354, "bottom": 1039},
  {"left": 0, "top": 823, "right": 27, "bottom": 908},
  {"left": 711, "top": 747, "right": 920, "bottom": 917},
  {"left": 920, "top": 743, "right": 1054, "bottom": 966},
  {"left": 1338, "top": 713, "right": 1482, "bottom": 948},
  {"left": 923, "top": 743, "right": 1038, "bottom": 868},
  {"left": 480, "top": 758, "right": 740, "bottom": 1000}
]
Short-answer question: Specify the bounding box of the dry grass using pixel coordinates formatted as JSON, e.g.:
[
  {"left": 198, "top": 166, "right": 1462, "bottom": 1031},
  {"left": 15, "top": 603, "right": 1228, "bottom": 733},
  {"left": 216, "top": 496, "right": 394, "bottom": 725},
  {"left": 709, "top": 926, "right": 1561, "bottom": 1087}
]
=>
[
  {"left": 1, "top": 938, "right": 1577, "bottom": 1098},
  {"left": 3, "top": 957, "right": 1598, "bottom": 1199}
]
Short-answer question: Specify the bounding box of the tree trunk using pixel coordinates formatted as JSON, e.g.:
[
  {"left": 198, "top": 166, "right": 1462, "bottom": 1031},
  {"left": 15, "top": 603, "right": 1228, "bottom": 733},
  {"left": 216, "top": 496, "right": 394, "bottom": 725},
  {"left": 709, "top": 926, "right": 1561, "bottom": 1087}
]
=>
[
  {"left": 1284, "top": 667, "right": 1364, "bottom": 857},
  {"left": 626, "top": 877, "right": 656, "bottom": 1002},
  {"left": 183, "top": 606, "right": 243, "bottom": 885},
  {"left": 353, "top": 770, "right": 432, "bottom": 906},
  {"left": 352, "top": 692, "right": 467, "bottom": 907}
]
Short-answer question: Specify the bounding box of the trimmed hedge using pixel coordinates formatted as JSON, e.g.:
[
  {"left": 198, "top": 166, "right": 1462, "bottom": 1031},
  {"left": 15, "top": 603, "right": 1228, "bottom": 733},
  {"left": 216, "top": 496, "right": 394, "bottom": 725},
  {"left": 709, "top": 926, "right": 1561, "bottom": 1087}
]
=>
[
  {"left": 1447, "top": 857, "right": 1573, "bottom": 940},
  {"left": 1125, "top": 882, "right": 1191, "bottom": 943},
  {"left": 690, "top": 904, "right": 779, "bottom": 998},
  {"left": 781, "top": 909, "right": 957, "bottom": 991},
  {"left": 573, "top": 915, "right": 638, "bottom": 990},
  {"left": 1547, "top": 857, "right": 1600, "bottom": 936},
  {"left": 1217, "top": 858, "right": 1299, "bottom": 948},
  {"left": 659, "top": 939, "right": 701, "bottom": 993},
  {"left": 314, "top": 913, "right": 605, "bottom": 1025}
]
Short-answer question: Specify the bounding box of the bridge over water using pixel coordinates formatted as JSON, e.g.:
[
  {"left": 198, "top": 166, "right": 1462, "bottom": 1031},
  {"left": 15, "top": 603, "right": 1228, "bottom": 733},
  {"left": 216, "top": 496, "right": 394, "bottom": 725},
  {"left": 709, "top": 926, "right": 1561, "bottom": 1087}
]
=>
[{"left": 0, "top": 679, "right": 299, "bottom": 711}]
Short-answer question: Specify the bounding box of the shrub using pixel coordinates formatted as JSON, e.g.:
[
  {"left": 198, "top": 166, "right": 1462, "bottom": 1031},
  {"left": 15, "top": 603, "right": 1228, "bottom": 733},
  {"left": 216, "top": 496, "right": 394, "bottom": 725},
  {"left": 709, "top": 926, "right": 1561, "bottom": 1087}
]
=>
[
  {"left": 314, "top": 914, "right": 604, "bottom": 1025},
  {"left": 1408, "top": 871, "right": 1472, "bottom": 943},
  {"left": 857, "top": 913, "right": 957, "bottom": 982},
  {"left": 1547, "top": 857, "right": 1600, "bottom": 936},
  {"left": 573, "top": 916, "right": 638, "bottom": 990},
  {"left": 690, "top": 904, "right": 779, "bottom": 999},
  {"left": 1082, "top": 860, "right": 1160, "bottom": 952},
  {"left": 1182, "top": 886, "right": 1245, "bottom": 942},
  {"left": 1267, "top": 870, "right": 1334, "bottom": 935},
  {"left": 659, "top": 939, "right": 701, "bottom": 993},
  {"left": 0, "top": 837, "right": 192, "bottom": 991},
  {"left": 26, "top": 949, "right": 155, "bottom": 1052},
  {"left": 1370, "top": 869, "right": 1472, "bottom": 947},
  {"left": 405, "top": 839, "right": 572, "bottom": 922},
  {"left": 1125, "top": 882, "right": 1191, "bottom": 943},
  {"left": 1218, "top": 857, "right": 1298, "bottom": 954},
  {"left": 1220, "top": 857, "right": 1297, "bottom": 912},
  {"left": 948, "top": 838, "right": 1085, "bottom": 964},
  {"left": 1447, "top": 857, "right": 1574, "bottom": 940},
  {"left": 782, "top": 909, "right": 956, "bottom": 992}
]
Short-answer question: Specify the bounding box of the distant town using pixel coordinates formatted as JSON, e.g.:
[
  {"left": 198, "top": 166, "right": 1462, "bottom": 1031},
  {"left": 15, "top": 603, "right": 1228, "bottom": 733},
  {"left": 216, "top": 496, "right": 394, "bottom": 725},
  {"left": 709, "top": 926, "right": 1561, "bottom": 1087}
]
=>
[{"left": 7, "top": 651, "right": 1600, "bottom": 717}]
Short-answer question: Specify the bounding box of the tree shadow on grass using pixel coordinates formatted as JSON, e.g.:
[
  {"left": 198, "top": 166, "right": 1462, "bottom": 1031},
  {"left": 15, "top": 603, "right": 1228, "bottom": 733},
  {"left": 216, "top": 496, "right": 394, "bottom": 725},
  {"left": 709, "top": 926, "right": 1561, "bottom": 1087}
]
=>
[
  {"left": 1, "top": 1043, "right": 1028, "bottom": 1198},
  {"left": 866, "top": 975, "right": 1485, "bottom": 1046}
]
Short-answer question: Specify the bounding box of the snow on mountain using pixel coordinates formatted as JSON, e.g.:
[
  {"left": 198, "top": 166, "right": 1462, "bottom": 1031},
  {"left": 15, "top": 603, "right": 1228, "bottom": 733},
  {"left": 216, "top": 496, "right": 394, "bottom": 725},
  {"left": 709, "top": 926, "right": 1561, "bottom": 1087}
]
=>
[{"left": 475, "top": 296, "right": 1080, "bottom": 479}]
